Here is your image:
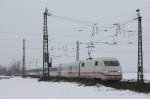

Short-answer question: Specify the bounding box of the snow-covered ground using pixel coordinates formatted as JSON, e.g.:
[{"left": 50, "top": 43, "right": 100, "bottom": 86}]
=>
[
  {"left": 123, "top": 73, "right": 150, "bottom": 81},
  {"left": 0, "top": 74, "right": 150, "bottom": 99}
]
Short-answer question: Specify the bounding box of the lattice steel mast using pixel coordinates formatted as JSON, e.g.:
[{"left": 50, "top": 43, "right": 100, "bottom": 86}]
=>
[
  {"left": 136, "top": 9, "right": 144, "bottom": 82},
  {"left": 43, "top": 8, "right": 50, "bottom": 77}
]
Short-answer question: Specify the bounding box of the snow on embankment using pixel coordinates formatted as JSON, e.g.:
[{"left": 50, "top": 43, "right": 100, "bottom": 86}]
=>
[{"left": 0, "top": 77, "right": 150, "bottom": 99}]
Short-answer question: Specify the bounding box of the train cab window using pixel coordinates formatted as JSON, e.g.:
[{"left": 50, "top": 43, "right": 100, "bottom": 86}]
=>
[
  {"left": 95, "top": 61, "right": 98, "bottom": 66},
  {"left": 104, "top": 61, "right": 119, "bottom": 66},
  {"left": 81, "top": 63, "right": 84, "bottom": 67}
]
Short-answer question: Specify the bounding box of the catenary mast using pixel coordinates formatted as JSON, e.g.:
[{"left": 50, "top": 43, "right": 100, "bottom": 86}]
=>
[
  {"left": 136, "top": 9, "right": 144, "bottom": 82},
  {"left": 43, "top": 8, "right": 50, "bottom": 78}
]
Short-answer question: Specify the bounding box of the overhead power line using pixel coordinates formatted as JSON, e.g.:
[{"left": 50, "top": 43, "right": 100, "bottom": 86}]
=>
[{"left": 50, "top": 14, "right": 94, "bottom": 26}]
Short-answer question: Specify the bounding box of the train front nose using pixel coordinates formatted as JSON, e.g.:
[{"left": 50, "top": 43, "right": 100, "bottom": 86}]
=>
[
  {"left": 103, "top": 60, "right": 122, "bottom": 80},
  {"left": 104, "top": 70, "right": 122, "bottom": 80}
]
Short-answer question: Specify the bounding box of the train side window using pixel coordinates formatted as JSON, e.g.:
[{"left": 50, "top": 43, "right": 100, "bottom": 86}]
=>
[
  {"left": 81, "top": 63, "right": 84, "bottom": 67},
  {"left": 95, "top": 61, "right": 98, "bottom": 66}
]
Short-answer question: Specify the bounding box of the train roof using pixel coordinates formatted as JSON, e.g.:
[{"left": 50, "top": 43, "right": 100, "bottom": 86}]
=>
[
  {"left": 60, "top": 57, "right": 118, "bottom": 64},
  {"left": 51, "top": 57, "right": 119, "bottom": 67},
  {"left": 84, "top": 57, "right": 118, "bottom": 61}
]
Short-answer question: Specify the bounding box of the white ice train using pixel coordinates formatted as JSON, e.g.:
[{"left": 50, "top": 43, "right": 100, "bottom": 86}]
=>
[{"left": 50, "top": 57, "right": 122, "bottom": 81}]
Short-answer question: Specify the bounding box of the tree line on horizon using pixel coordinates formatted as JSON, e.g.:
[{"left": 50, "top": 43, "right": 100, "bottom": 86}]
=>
[{"left": 0, "top": 61, "right": 22, "bottom": 76}]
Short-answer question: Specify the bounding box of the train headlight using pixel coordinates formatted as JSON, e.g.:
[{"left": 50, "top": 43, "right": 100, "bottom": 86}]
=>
[{"left": 118, "top": 70, "right": 121, "bottom": 73}]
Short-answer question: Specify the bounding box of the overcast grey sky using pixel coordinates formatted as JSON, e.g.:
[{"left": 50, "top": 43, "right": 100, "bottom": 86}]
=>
[{"left": 0, "top": 0, "right": 150, "bottom": 72}]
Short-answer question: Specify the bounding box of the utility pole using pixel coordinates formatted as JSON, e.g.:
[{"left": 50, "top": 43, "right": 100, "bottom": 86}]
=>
[
  {"left": 35, "top": 58, "right": 38, "bottom": 67},
  {"left": 76, "top": 41, "right": 79, "bottom": 61},
  {"left": 22, "top": 39, "right": 26, "bottom": 78},
  {"left": 43, "top": 8, "right": 51, "bottom": 78},
  {"left": 136, "top": 9, "right": 144, "bottom": 82}
]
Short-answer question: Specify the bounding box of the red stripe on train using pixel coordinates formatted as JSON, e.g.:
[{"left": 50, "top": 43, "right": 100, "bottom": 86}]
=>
[{"left": 67, "top": 71, "right": 121, "bottom": 76}]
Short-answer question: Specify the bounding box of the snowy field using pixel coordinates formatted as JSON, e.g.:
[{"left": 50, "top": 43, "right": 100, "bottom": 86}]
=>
[
  {"left": 123, "top": 73, "right": 150, "bottom": 81},
  {"left": 0, "top": 73, "right": 150, "bottom": 99}
]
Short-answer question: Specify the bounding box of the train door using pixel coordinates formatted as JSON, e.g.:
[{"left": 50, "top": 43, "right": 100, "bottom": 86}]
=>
[
  {"left": 79, "top": 61, "right": 86, "bottom": 78},
  {"left": 94, "top": 60, "right": 104, "bottom": 79}
]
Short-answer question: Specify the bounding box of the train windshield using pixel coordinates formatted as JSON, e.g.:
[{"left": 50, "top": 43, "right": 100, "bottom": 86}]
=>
[{"left": 104, "top": 61, "right": 119, "bottom": 66}]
